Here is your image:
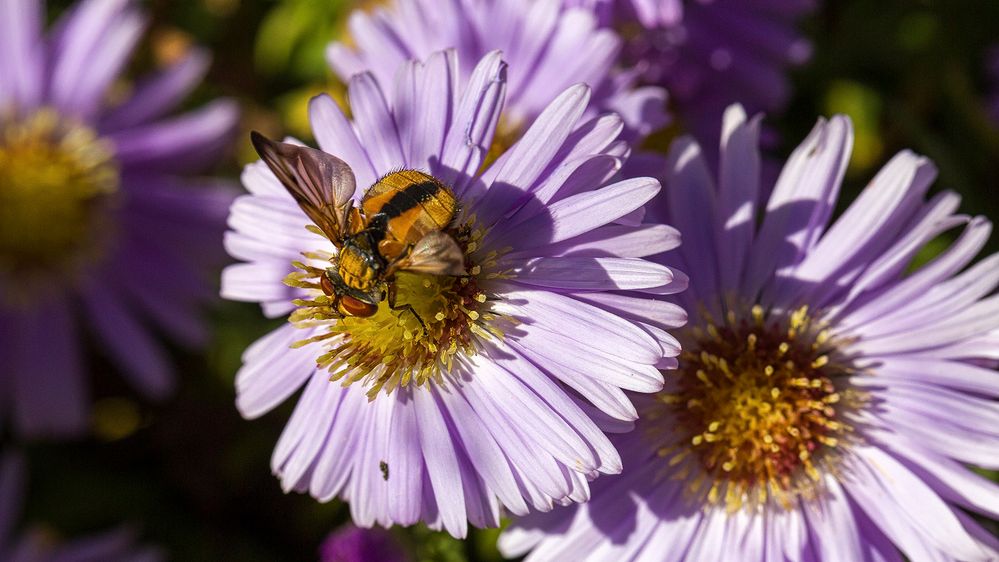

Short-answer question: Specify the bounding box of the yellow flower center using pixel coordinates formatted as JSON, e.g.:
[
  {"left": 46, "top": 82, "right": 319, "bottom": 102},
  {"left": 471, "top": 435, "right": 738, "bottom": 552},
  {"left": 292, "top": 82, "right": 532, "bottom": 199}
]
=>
[
  {"left": 286, "top": 221, "right": 514, "bottom": 399},
  {"left": 650, "top": 305, "right": 861, "bottom": 512},
  {"left": 480, "top": 117, "right": 523, "bottom": 173},
  {"left": 0, "top": 109, "right": 119, "bottom": 302}
]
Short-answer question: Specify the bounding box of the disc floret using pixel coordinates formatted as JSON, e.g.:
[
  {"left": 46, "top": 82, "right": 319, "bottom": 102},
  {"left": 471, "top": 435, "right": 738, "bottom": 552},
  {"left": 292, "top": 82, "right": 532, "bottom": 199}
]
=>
[
  {"left": 0, "top": 109, "right": 119, "bottom": 297},
  {"left": 650, "top": 304, "right": 861, "bottom": 512},
  {"left": 286, "top": 221, "right": 513, "bottom": 399}
]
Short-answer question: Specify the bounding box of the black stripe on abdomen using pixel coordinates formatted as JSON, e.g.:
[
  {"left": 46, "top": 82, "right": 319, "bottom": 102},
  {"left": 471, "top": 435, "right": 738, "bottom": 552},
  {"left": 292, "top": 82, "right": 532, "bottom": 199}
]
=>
[
  {"left": 364, "top": 181, "right": 440, "bottom": 243},
  {"left": 378, "top": 181, "right": 440, "bottom": 218}
]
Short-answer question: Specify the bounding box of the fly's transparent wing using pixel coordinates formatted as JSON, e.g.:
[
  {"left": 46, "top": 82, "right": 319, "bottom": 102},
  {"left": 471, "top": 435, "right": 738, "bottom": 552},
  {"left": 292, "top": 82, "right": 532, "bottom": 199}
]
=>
[
  {"left": 250, "top": 131, "right": 356, "bottom": 242},
  {"left": 399, "top": 231, "right": 466, "bottom": 276}
]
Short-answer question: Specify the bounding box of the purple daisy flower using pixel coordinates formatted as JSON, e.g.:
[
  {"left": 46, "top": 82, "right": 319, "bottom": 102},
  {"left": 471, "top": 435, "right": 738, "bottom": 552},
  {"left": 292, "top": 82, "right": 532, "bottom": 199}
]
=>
[
  {"left": 222, "top": 50, "right": 686, "bottom": 538},
  {"left": 327, "top": 0, "right": 669, "bottom": 143},
  {"left": 501, "top": 105, "right": 999, "bottom": 561},
  {"left": 0, "top": 0, "right": 237, "bottom": 437},
  {"left": 319, "top": 525, "right": 410, "bottom": 562},
  {"left": 0, "top": 452, "right": 163, "bottom": 561},
  {"left": 568, "top": 0, "right": 683, "bottom": 28},
  {"left": 570, "top": 0, "right": 815, "bottom": 149}
]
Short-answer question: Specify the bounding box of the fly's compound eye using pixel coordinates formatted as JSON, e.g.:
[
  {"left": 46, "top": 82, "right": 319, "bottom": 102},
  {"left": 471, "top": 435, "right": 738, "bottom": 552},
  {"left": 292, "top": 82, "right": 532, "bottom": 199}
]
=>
[
  {"left": 319, "top": 274, "right": 335, "bottom": 296},
  {"left": 339, "top": 295, "right": 378, "bottom": 317}
]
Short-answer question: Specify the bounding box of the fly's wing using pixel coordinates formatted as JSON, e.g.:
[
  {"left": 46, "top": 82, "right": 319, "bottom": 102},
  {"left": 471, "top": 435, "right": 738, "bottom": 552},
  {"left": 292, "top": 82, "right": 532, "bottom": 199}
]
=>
[
  {"left": 398, "top": 231, "right": 466, "bottom": 276},
  {"left": 250, "top": 131, "right": 356, "bottom": 242}
]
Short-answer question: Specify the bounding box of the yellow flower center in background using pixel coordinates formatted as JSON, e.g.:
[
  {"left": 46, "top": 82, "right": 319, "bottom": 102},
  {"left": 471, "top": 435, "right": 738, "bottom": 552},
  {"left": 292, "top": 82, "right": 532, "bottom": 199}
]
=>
[
  {"left": 480, "top": 117, "right": 523, "bottom": 173},
  {"left": 287, "top": 222, "right": 514, "bottom": 399},
  {"left": 650, "top": 305, "right": 859, "bottom": 512},
  {"left": 0, "top": 110, "right": 119, "bottom": 302}
]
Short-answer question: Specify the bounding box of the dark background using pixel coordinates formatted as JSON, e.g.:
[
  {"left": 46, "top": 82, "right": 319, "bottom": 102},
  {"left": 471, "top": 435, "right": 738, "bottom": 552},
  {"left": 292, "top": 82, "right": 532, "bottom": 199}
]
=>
[{"left": 14, "top": 0, "right": 999, "bottom": 560}]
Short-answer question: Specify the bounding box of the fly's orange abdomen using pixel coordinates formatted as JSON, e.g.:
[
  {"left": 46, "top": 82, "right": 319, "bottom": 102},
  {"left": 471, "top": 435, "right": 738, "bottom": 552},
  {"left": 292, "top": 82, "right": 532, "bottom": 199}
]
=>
[{"left": 361, "top": 170, "right": 457, "bottom": 258}]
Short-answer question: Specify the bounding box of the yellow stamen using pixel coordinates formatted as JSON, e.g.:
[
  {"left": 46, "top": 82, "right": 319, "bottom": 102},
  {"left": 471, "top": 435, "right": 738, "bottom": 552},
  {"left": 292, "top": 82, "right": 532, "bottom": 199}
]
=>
[
  {"left": 644, "top": 302, "right": 860, "bottom": 512},
  {"left": 286, "top": 219, "right": 514, "bottom": 399}
]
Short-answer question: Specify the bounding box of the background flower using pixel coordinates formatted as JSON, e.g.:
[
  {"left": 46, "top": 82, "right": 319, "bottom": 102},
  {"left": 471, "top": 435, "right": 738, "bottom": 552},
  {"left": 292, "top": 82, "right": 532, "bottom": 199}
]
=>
[
  {"left": 319, "top": 524, "right": 410, "bottom": 562},
  {"left": 501, "top": 105, "right": 999, "bottom": 561},
  {"left": 564, "top": 0, "right": 682, "bottom": 28},
  {"left": 222, "top": 49, "right": 685, "bottom": 538},
  {"left": 569, "top": 0, "right": 815, "bottom": 153},
  {"left": 987, "top": 44, "right": 999, "bottom": 126},
  {"left": 327, "top": 0, "right": 669, "bottom": 142},
  {"left": 0, "top": 0, "right": 237, "bottom": 438}
]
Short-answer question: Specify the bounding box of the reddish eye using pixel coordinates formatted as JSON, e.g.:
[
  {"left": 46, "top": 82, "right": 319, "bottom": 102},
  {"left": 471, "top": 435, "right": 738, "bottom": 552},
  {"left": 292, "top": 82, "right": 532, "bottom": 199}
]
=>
[
  {"left": 339, "top": 295, "right": 378, "bottom": 317},
  {"left": 319, "top": 275, "right": 335, "bottom": 296}
]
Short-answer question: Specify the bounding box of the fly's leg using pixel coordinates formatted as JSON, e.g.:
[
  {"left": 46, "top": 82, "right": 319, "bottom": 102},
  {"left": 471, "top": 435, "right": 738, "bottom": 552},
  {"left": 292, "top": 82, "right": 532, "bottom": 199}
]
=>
[{"left": 387, "top": 282, "right": 426, "bottom": 333}]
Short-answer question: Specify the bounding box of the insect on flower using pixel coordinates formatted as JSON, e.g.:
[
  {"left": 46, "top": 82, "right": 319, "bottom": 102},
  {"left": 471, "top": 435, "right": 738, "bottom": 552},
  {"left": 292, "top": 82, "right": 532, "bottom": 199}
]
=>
[
  {"left": 250, "top": 132, "right": 466, "bottom": 327},
  {"left": 226, "top": 52, "right": 686, "bottom": 536}
]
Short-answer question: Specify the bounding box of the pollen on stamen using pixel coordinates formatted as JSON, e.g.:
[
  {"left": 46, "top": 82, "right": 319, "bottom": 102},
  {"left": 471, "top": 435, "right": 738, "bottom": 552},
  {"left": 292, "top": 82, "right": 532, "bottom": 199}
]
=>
[{"left": 648, "top": 304, "right": 863, "bottom": 512}]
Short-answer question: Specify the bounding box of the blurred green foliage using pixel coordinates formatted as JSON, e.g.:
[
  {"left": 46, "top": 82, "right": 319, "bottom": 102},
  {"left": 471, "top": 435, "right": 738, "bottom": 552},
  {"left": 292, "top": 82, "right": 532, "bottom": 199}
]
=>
[
  {"left": 11, "top": 1, "right": 999, "bottom": 561},
  {"left": 254, "top": 0, "right": 347, "bottom": 80},
  {"left": 787, "top": 0, "right": 999, "bottom": 256}
]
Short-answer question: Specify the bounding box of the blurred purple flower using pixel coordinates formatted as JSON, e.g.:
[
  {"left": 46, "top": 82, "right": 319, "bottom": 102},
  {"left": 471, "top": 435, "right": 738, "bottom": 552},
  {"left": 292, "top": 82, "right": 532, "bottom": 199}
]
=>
[
  {"left": 327, "top": 0, "right": 669, "bottom": 142},
  {"left": 319, "top": 525, "right": 409, "bottom": 562},
  {"left": 0, "top": 0, "right": 238, "bottom": 438},
  {"left": 222, "top": 50, "right": 686, "bottom": 538},
  {"left": 987, "top": 45, "right": 999, "bottom": 125},
  {"left": 567, "top": 0, "right": 683, "bottom": 28},
  {"left": 569, "top": 0, "right": 815, "bottom": 149},
  {"left": 0, "top": 452, "right": 163, "bottom": 561},
  {"left": 501, "top": 105, "right": 999, "bottom": 561}
]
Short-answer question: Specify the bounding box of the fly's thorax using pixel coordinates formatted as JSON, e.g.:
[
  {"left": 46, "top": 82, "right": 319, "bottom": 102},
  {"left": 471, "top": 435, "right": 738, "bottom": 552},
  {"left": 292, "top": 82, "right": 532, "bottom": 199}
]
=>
[
  {"left": 0, "top": 109, "right": 120, "bottom": 305},
  {"left": 336, "top": 237, "right": 383, "bottom": 294},
  {"left": 322, "top": 266, "right": 382, "bottom": 305}
]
